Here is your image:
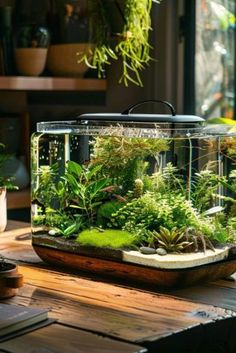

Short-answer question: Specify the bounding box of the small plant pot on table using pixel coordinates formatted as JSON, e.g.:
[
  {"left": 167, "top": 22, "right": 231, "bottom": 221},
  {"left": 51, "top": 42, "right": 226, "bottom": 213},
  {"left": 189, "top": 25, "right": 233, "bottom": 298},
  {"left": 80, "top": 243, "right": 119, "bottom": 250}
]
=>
[{"left": 0, "top": 259, "right": 23, "bottom": 299}]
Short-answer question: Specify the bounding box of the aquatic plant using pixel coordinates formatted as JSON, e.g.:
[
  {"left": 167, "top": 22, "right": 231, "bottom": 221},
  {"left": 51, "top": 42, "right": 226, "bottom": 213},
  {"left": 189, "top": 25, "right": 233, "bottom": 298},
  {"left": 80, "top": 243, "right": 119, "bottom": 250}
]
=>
[
  {"left": 91, "top": 136, "right": 170, "bottom": 193},
  {"left": 110, "top": 191, "right": 209, "bottom": 235},
  {"left": 191, "top": 170, "right": 226, "bottom": 212},
  {"left": 226, "top": 217, "right": 236, "bottom": 242},
  {"left": 44, "top": 210, "right": 84, "bottom": 238},
  {"left": 133, "top": 178, "right": 144, "bottom": 198},
  {"left": 32, "top": 160, "right": 113, "bottom": 234},
  {"left": 32, "top": 164, "right": 59, "bottom": 209},
  {"left": 97, "top": 200, "right": 124, "bottom": 227},
  {"left": 220, "top": 137, "right": 236, "bottom": 157},
  {"left": 214, "top": 169, "right": 236, "bottom": 216},
  {"left": 91, "top": 136, "right": 169, "bottom": 168},
  {"left": 63, "top": 161, "right": 112, "bottom": 225},
  {"left": 148, "top": 163, "right": 185, "bottom": 196},
  {"left": 32, "top": 141, "right": 236, "bottom": 250}
]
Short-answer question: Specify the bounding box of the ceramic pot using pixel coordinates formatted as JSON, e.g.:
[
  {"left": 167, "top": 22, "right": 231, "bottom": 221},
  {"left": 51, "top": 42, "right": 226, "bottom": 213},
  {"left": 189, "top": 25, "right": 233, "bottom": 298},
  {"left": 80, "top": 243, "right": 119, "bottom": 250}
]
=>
[
  {"left": 0, "top": 262, "right": 23, "bottom": 299},
  {"left": 14, "top": 48, "right": 48, "bottom": 76},
  {"left": 0, "top": 187, "right": 7, "bottom": 233},
  {"left": 47, "top": 43, "right": 94, "bottom": 77}
]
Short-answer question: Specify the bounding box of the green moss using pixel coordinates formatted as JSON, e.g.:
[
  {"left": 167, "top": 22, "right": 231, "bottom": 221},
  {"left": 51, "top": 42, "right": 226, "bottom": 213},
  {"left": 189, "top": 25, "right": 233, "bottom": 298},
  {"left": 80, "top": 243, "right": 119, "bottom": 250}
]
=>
[{"left": 76, "top": 229, "right": 137, "bottom": 249}]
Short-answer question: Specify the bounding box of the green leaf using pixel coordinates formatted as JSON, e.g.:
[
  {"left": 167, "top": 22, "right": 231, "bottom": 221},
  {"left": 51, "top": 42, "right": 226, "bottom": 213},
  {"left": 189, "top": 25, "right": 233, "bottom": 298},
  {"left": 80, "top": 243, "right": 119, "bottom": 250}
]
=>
[
  {"left": 67, "top": 161, "right": 83, "bottom": 177},
  {"left": 87, "top": 179, "right": 110, "bottom": 198},
  {"left": 86, "top": 164, "right": 103, "bottom": 180},
  {"left": 63, "top": 223, "right": 77, "bottom": 236}
]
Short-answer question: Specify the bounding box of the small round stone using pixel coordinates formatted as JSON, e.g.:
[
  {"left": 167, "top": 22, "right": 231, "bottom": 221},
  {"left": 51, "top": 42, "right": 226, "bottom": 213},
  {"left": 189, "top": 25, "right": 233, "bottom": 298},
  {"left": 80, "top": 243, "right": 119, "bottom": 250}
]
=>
[
  {"left": 156, "top": 247, "right": 167, "bottom": 256},
  {"left": 48, "top": 229, "right": 57, "bottom": 236},
  {"left": 139, "top": 246, "right": 156, "bottom": 255}
]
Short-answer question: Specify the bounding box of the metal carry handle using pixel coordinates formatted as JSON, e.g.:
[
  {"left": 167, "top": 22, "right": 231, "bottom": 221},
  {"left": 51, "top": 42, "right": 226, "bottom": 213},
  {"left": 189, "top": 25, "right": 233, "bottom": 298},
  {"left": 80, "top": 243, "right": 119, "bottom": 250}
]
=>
[{"left": 121, "top": 100, "right": 176, "bottom": 116}]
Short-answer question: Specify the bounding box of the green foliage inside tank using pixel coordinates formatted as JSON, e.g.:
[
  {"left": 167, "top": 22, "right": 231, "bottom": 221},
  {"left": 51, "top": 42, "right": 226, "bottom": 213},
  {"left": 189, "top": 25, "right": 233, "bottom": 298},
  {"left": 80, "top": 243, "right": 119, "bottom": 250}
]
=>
[
  {"left": 76, "top": 229, "right": 138, "bottom": 249},
  {"left": 31, "top": 135, "right": 236, "bottom": 253},
  {"left": 90, "top": 136, "right": 170, "bottom": 193}
]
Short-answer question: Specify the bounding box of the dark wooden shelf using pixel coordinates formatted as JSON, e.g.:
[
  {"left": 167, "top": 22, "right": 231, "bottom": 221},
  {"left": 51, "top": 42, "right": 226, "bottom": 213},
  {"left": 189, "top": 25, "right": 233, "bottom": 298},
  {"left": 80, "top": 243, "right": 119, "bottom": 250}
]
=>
[
  {"left": 7, "top": 188, "right": 30, "bottom": 210},
  {"left": 0, "top": 76, "right": 107, "bottom": 91}
]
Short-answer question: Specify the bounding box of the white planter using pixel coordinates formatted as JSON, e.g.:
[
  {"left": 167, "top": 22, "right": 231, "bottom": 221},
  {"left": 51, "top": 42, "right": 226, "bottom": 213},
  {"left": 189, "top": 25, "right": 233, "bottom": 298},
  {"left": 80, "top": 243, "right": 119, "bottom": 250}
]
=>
[{"left": 0, "top": 187, "right": 7, "bottom": 232}]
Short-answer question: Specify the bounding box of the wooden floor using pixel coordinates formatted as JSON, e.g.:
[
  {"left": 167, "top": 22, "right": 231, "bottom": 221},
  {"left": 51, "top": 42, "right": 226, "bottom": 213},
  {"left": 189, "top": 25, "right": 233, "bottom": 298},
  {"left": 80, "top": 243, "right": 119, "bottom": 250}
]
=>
[{"left": 0, "top": 221, "right": 236, "bottom": 353}]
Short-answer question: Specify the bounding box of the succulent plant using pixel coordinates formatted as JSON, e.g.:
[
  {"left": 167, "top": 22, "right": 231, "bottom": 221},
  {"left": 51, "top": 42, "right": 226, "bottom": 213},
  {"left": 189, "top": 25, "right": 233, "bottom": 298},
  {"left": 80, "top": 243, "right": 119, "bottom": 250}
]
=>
[{"left": 151, "top": 226, "right": 192, "bottom": 253}]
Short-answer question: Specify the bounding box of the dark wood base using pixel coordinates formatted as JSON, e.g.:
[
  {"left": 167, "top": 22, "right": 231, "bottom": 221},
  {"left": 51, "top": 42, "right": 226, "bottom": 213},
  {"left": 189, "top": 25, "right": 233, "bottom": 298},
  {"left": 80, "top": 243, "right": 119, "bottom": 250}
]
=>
[{"left": 33, "top": 244, "right": 236, "bottom": 289}]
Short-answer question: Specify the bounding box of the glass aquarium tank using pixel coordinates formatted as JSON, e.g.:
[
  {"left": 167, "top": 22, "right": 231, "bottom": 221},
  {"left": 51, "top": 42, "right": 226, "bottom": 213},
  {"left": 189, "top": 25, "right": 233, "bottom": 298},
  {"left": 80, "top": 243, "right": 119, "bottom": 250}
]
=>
[{"left": 31, "top": 101, "right": 236, "bottom": 287}]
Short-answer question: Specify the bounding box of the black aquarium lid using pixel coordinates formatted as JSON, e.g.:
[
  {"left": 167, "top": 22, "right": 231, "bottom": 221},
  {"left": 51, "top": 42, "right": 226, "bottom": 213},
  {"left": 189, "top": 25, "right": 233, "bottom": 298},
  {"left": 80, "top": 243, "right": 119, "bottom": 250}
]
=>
[
  {"left": 78, "top": 112, "right": 204, "bottom": 124},
  {"left": 79, "top": 100, "right": 204, "bottom": 124},
  {"left": 36, "top": 100, "right": 206, "bottom": 137}
]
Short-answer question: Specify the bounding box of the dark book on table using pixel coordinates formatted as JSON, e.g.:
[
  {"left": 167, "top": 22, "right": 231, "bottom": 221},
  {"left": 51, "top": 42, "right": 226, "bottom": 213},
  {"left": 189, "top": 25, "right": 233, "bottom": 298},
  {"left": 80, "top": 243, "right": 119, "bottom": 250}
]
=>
[{"left": 0, "top": 303, "right": 48, "bottom": 337}]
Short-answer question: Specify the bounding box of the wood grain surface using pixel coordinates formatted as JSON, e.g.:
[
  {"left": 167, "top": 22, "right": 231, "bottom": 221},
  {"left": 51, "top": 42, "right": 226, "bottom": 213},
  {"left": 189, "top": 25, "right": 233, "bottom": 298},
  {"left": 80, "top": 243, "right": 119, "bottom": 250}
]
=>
[
  {"left": 1, "top": 221, "right": 236, "bottom": 353},
  {"left": 0, "top": 323, "right": 146, "bottom": 353},
  {"left": 33, "top": 243, "right": 236, "bottom": 288}
]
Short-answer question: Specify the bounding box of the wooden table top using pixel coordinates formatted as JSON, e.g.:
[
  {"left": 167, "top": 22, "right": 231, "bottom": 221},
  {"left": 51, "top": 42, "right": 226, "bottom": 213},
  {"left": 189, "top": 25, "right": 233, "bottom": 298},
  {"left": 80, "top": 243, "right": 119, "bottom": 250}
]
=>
[{"left": 0, "top": 220, "right": 236, "bottom": 353}]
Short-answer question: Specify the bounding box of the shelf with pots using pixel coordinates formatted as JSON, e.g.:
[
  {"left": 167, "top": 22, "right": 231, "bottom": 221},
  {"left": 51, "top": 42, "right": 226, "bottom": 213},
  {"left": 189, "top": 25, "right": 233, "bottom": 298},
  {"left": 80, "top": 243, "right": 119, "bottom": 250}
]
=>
[
  {"left": 1, "top": 21, "right": 106, "bottom": 92},
  {"left": 0, "top": 4, "right": 106, "bottom": 93},
  {"left": 0, "top": 0, "right": 157, "bottom": 91}
]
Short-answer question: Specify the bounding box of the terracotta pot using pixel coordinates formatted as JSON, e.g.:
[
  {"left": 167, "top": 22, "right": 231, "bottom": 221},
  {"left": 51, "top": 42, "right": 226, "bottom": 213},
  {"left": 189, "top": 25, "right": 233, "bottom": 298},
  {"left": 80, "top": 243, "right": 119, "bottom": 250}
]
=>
[
  {"left": 0, "top": 262, "right": 23, "bottom": 299},
  {"left": 47, "top": 43, "right": 94, "bottom": 77},
  {"left": 0, "top": 187, "right": 7, "bottom": 232},
  {"left": 14, "top": 48, "right": 48, "bottom": 76}
]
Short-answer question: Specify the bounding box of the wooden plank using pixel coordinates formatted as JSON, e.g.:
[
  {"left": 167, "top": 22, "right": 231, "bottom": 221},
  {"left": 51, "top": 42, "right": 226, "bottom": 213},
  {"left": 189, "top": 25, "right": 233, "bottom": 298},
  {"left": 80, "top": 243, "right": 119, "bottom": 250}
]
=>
[
  {"left": 163, "top": 272, "right": 236, "bottom": 312},
  {"left": 4, "top": 265, "right": 236, "bottom": 343},
  {"left": 0, "top": 323, "right": 146, "bottom": 353},
  {"left": 5, "top": 220, "right": 30, "bottom": 230},
  {"left": 0, "top": 221, "right": 41, "bottom": 264}
]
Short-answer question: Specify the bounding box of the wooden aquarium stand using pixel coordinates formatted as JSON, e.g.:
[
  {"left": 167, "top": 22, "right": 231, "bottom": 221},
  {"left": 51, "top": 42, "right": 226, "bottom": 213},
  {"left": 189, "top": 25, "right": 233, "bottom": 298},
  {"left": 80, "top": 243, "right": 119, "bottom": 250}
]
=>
[{"left": 31, "top": 233, "right": 236, "bottom": 289}]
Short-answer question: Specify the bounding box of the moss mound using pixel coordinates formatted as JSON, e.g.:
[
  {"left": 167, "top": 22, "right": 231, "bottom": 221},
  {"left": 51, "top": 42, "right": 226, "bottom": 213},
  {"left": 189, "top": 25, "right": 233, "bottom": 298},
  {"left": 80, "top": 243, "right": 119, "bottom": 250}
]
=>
[{"left": 76, "top": 229, "right": 137, "bottom": 249}]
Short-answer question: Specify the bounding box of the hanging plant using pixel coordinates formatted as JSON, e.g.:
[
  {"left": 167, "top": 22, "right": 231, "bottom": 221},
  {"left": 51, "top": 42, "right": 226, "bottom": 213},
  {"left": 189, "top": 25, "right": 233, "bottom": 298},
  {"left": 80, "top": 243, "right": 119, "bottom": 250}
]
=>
[
  {"left": 78, "top": 0, "right": 118, "bottom": 76},
  {"left": 115, "top": 0, "right": 154, "bottom": 86},
  {"left": 78, "top": 0, "right": 160, "bottom": 86}
]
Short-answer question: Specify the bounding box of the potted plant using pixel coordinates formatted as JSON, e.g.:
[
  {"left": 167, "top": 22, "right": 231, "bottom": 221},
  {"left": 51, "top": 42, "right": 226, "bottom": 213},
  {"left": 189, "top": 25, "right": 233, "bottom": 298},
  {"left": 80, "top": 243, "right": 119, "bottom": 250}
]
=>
[
  {"left": 0, "top": 143, "right": 18, "bottom": 232},
  {"left": 0, "top": 255, "right": 23, "bottom": 299},
  {"left": 14, "top": 24, "right": 50, "bottom": 76}
]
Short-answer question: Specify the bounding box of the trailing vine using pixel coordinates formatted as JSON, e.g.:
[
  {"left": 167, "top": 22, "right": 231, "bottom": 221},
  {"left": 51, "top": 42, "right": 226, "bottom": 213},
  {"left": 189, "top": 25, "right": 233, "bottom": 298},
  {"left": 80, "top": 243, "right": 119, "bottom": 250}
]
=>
[
  {"left": 78, "top": 0, "right": 160, "bottom": 86},
  {"left": 78, "top": 0, "right": 117, "bottom": 78},
  {"left": 115, "top": 0, "right": 154, "bottom": 86}
]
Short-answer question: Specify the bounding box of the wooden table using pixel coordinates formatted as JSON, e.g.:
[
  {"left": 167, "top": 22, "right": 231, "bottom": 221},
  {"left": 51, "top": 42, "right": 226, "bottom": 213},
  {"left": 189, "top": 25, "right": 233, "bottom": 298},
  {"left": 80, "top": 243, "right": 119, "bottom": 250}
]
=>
[{"left": 1, "top": 221, "right": 236, "bottom": 353}]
